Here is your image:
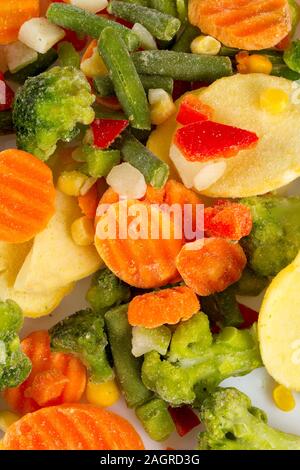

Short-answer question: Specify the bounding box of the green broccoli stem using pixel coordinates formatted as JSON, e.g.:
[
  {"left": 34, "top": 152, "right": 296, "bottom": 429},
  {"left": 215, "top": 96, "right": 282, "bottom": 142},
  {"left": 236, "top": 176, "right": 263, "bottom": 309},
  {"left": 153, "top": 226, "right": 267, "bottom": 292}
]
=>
[
  {"left": 47, "top": 3, "right": 140, "bottom": 52},
  {"left": 105, "top": 305, "right": 153, "bottom": 408},
  {"left": 136, "top": 397, "right": 175, "bottom": 441},
  {"left": 86, "top": 268, "right": 131, "bottom": 312},
  {"left": 198, "top": 388, "right": 300, "bottom": 450}
]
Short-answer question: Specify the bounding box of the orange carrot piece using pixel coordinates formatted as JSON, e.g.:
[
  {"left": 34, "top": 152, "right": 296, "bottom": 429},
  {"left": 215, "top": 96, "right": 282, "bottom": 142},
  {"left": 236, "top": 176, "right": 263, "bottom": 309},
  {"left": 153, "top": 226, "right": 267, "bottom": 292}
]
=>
[
  {"left": 78, "top": 183, "right": 99, "bottom": 219},
  {"left": 4, "top": 331, "right": 86, "bottom": 414},
  {"left": 0, "top": 0, "right": 39, "bottom": 45},
  {"left": 0, "top": 149, "right": 56, "bottom": 243},
  {"left": 95, "top": 187, "right": 120, "bottom": 226},
  {"left": 95, "top": 199, "right": 183, "bottom": 288},
  {"left": 81, "top": 39, "right": 97, "bottom": 62},
  {"left": 189, "top": 0, "right": 291, "bottom": 50},
  {"left": 2, "top": 404, "right": 145, "bottom": 450},
  {"left": 128, "top": 286, "right": 200, "bottom": 328},
  {"left": 142, "top": 185, "right": 166, "bottom": 205},
  {"left": 176, "top": 238, "right": 247, "bottom": 296}
]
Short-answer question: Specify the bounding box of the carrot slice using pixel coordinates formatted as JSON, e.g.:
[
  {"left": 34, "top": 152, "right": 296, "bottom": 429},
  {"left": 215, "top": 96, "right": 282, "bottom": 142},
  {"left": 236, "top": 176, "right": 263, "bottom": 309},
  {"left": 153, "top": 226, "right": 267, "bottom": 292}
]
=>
[
  {"left": 189, "top": 0, "right": 291, "bottom": 50},
  {"left": 0, "top": 0, "right": 39, "bottom": 45},
  {"left": 95, "top": 199, "right": 183, "bottom": 288},
  {"left": 176, "top": 238, "right": 247, "bottom": 296},
  {"left": 128, "top": 286, "right": 200, "bottom": 328},
  {"left": 78, "top": 184, "right": 99, "bottom": 219},
  {"left": 0, "top": 149, "right": 55, "bottom": 243},
  {"left": 4, "top": 331, "right": 86, "bottom": 414},
  {"left": 2, "top": 404, "right": 144, "bottom": 450},
  {"left": 142, "top": 185, "right": 166, "bottom": 205}
]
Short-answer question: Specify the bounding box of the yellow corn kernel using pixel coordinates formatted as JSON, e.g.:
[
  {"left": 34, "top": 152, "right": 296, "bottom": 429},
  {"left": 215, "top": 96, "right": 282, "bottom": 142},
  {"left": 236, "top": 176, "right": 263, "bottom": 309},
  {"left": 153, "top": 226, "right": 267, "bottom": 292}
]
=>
[
  {"left": 71, "top": 216, "right": 95, "bottom": 246},
  {"left": 149, "top": 89, "right": 176, "bottom": 126},
  {"left": 191, "top": 35, "right": 221, "bottom": 56},
  {"left": 273, "top": 384, "right": 296, "bottom": 412},
  {"left": 0, "top": 411, "right": 20, "bottom": 433},
  {"left": 238, "top": 54, "right": 272, "bottom": 75},
  {"left": 260, "top": 88, "right": 289, "bottom": 114},
  {"left": 86, "top": 379, "right": 120, "bottom": 407},
  {"left": 80, "top": 47, "right": 108, "bottom": 78},
  {"left": 57, "top": 171, "right": 89, "bottom": 197}
]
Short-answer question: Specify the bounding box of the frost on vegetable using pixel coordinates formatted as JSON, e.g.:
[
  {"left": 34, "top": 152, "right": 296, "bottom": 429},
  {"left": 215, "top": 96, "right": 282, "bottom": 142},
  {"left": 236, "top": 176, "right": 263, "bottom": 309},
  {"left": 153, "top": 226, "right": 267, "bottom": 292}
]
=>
[
  {"left": 13, "top": 66, "right": 95, "bottom": 161},
  {"left": 241, "top": 196, "right": 300, "bottom": 277},
  {"left": 86, "top": 268, "right": 131, "bottom": 313},
  {"left": 198, "top": 387, "right": 300, "bottom": 450},
  {"left": 142, "top": 312, "right": 262, "bottom": 406},
  {"left": 50, "top": 308, "right": 113, "bottom": 383},
  {"left": 0, "top": 300, "right": 31, "bottom": 391},
  {"left": 132, "top": 325, "right": 171, "bottom": 357}
]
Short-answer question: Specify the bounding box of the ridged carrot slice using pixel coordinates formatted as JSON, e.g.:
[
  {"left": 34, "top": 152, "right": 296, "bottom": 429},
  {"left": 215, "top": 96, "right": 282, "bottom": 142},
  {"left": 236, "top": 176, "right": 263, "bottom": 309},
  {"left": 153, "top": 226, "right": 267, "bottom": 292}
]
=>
[
  {"left": 78, "top": 183, "right": 99, "bottom": 219},
  {"left": 0, "top": 149, "right": 55, "bottom": 243},
  {"left": 128, "top": 286, "right": 200, "bottom": 328},
  {"left": 2, "top": 404, "right": 145, "bottom": 450},
  {"left": 176, "top": 238, "right": 247, "bottom": 296},
  {"left": 189, "top": 0, "right": 291, "bottom": 50},
  {"left": 4, "top": 331, "right": 86, "bottom": 414},
  {"left": 95, "top": 199, "right": 183, "bottom": 288},
  {"left": 0, "top": 0, "right": 39, "bottom": 45}
]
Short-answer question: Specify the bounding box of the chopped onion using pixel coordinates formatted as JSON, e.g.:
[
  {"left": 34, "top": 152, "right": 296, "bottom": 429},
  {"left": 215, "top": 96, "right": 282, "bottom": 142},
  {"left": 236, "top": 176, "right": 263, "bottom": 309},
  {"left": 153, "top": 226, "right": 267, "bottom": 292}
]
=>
[
  {"left": 193, "top": 161, "right": 227, "bottom": 191},
  {"left": 106, "top": 163, "right": 147, "bottom": 199},
  {"left": 19, "top": 18, "right": 65, "bottom": 54},
  {"left": 70, "top": 0, "right": 108, "bottom": 13},
  {"left": 132, "top": 23, "right": 157, "bottom": 50}
]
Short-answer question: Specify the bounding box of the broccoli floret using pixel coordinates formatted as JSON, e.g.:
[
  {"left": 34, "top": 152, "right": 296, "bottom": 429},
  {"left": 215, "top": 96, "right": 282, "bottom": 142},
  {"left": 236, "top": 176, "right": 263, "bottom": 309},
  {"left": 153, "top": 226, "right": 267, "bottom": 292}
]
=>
[
  {"left": 0, "top": 300, "right": 31, "bottom": 391},
  {"left": 234, "top": 267, "right": 268, "bottom": 297},
  {"left": 13, "top": 66, "right": 95, "bottom": 161},
  {"left": 50, "top": 308, "right": 113, "bottom": 383},
  {"left": 201, "top": 286, "right": 243, "bottom": 328},
  {"left": 198, "top": 387, "right": 300, "bottom": 450},
  {"left": 240, "top": 196, "right": 300, "bottom": 277},
  {"left": 142, "top": 313, "right": 262, "bottom": 406},
  {"left": 86, "top": 268, "right": 131, "bottom": 313}
]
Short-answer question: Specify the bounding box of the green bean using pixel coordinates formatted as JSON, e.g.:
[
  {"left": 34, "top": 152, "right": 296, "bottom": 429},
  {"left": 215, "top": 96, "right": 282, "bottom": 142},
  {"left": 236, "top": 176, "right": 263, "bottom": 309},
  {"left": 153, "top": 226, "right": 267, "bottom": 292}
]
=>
[
  {"left": 108, "top": 1, "right": 181, "bottom": 41},
  {"left": 5, "top": 49, "right": 58, "bottom": 84},
  {"left": 149, "top": 0, "right": 177, "bottom": 17},
  {"left": 94, "top": 74, "right": 174, "bottom": 97},
  {"left": 136, "top": 398, "right": 175, "bottom": 441},
  {"left": 172, "top": 24, "right": 200, "bottom": 52},
  {"left": 105, "top": 305, "right": 153, "bottom": 408},
  {"left": 176, "top": 0, "right": 188, "bottom": 22},
  {"left": 79, "top": 146, "right": 121, "bottom": 178},
  {"left": 120, "top": 0, "right": 149, "bottom": 4},
  {"left": 132, "top": 50, "right": 233, "bottom": 82},
  {"left": 99, "top": 27, "right": 151, "bottom": 130},
  {"left": 121, "top": 134, "right": 169, "bottom": 188},
  {"left": 47, "top": 3, "right": 140, "bottom": 52},
  {"left": 0, "top": 111, "right": 14, "bottom": 135},
  {"left": 58, "top": 42, "right": 80, "bottom": 68},
  {"left": 271, "top": 63, "right": 300, "bottom": 80}
]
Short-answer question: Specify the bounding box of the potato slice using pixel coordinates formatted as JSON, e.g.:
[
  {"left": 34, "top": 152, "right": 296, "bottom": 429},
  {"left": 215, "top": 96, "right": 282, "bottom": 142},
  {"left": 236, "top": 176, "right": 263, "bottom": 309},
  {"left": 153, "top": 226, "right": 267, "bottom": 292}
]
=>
[
  {"left": 259, "top": 252, "right": 300, "bottom": 391},
  {"left": 14, "top": 190, "right": 103, "bottom": 293},
  {"left": 148, "top": 74, "right": 300, "bottom": 198},
  {"left": 0, "top": 241, "right": 73, "bottom": 318}
]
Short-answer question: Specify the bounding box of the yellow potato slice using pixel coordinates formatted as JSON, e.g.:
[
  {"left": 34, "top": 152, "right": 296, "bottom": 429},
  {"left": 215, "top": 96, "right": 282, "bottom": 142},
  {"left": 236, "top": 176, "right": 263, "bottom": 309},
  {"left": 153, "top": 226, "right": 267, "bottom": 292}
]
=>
[
  {"left": 259, "top": 252, "right": 300, "bottom": 391},
  {"left": 148, "top": 74, "right": 300, "bottom": 198},
  {"left": 0, "top": 241, "right": 73, "bottom": 318},
  {"left": 14, "top": 190, "right": 103, "bottom": 293}
]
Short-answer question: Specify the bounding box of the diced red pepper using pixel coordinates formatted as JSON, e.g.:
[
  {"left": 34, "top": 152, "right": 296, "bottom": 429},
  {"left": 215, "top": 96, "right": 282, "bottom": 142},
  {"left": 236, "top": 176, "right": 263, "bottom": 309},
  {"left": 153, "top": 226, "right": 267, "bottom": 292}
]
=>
[
  {"left": 0, "top": 73, "right": 14, "bottom": 111},
  {"left": 168, "top": 406, "right": 200, "bottom": 437},
  {"left": 204, "top": 201, "right": 253, "bottom": 241},
  {"left": 238, "top": 304, "right": 259, "bottom": 329},
  {"left": 174, "top": 120, "right": 259, "bottom": 162},
  {"left": 91, "top": 118, "right": 129, "bottom": 149},
  {"left": 172, "top": 80, "right": 191, "bottom": 101},
  {"left": 176, "top": 95, "right": 213, "bottom": 125}
]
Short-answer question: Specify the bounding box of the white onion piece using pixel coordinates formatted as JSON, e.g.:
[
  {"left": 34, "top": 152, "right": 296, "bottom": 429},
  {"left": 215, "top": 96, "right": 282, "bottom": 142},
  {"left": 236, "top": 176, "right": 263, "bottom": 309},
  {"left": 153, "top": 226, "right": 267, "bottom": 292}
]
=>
[
  {"left": 193, "top": 161, "right": 227, "bottom": 191},
  {"left": 106, "top": 163, "right": 147, "bottom": 200}
]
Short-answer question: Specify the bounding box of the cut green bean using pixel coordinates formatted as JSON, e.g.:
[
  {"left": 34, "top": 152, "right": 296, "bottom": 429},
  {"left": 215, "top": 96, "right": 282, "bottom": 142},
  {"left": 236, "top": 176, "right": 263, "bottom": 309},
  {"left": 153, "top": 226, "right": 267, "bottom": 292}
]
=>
[
  {"left": 121, "top": 134, "right": 169, "bottom": 188},
  {"left": 121, "top": 0, "right": 149, "bottom": 4},
  {"left": 271, "top": 63, "right": 300, "bottom": 80},
  {"left": 105, "top": 305, "right": 153, "bottom": 408},
  {"left": 99, "top": 27, "right": 151, "bottom": 130},
  {"left": 176, "top": 0, "right": 188, "bottom": 22},
  {"left": 58, "top": 42, "right": 80, "bottom": 68},
  {"left": 132, "top": 50, "right": 233, "bottom": 82},
  {"left": 4, "top": 48, "right": 58, "bottom": 84},
  {"left": 0, "top": 111, "right": 14, "bottom": 135},
  {"left": 172, "top": 24, "right": 200, "bottom": 52},
  {"left": 150, "top": 0, "right": 177, "bottom": 17},
  {"left": 47, "top": 3, "right": 140, "bottom": 52},
  {"left": 108, "top": 1, "right": 181, "bottom": 41},
  {"left": 136, "top": 398, "right": 175, "bottom": 441},
  {"left": 94, "top": 74, "right": 174, "bottom": 97}
]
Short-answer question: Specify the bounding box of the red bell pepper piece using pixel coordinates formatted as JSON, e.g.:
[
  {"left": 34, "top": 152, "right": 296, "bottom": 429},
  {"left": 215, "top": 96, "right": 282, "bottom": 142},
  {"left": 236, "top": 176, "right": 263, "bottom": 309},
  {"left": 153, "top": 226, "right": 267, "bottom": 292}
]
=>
[
  {"left": 168, "top": 406, "right": 200, "bottom": 437},
  {"left": 174, "top": 120, "right": 259, "bottom": 162},
  {"left": 91, "top": 118, "right": 129, "bottom": 149},
  {"left": 204, "top": 201, "right": 253, "bottom": 241},
  {"left": 238, "top": 304, "right": 259, "bottom": 329},
  {"left": 0, "top": 73, "right": 14, "bottom": 111},
  {"left": 177, "top": 95, "right": 213, "bottom": 125}
]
